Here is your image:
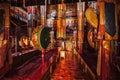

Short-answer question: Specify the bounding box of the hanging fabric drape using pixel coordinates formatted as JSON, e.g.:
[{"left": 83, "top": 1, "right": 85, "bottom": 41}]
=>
[{"left": 104, "top": 2, "right": 116, "bottom": 37}]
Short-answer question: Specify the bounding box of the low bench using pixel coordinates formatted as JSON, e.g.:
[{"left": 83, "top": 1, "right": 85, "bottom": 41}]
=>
[{"left": 4, "top": 49, "right": 58, "bottom": 80}]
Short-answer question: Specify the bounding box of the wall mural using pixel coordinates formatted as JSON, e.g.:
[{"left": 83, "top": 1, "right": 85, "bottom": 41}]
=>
[
  {"left": 47, "top": 9, "right": 57, "bottom": 20},
  {"left": 66, "top": 3, "right": 77, "bottom": 34},
  {"left": 66, "top": 19, "right": 77, "bottom": 34},
  {"left": 65, "top": 3, "right": 77, "bottom": 18},
  {"left": 46, "top": 5, "right": 57, "bottom": 28}
]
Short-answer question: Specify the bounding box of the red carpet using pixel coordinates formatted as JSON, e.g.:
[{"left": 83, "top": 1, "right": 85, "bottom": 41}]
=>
[{"left": 51, "top": 51, "right": 89, "bottom": 80}]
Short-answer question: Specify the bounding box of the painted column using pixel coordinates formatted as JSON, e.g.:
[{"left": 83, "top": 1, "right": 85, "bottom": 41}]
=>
[
  {"left": 27, "top": 6, "right": 37, "bottom": 40},
  {"left": 77, "top": 1, "right": 85, "bottom": 54},
  {"left": 27, "top": 6, "right": 32, "bottom": 40},
  {"left": 97, "top": 1, "right": 118, "bottom": 80},
  {"left": 4, "top": 4, "right": 10, "bottom": 40},
  {"left": 40, "top": 5, "right": 46, "bottom": 26},
  {"left": 57, "top": 3, "right": 66, "bottom": 38}
]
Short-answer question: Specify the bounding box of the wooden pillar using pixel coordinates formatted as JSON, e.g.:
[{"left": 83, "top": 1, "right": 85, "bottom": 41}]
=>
[
  {"left": 0, "top": 3, "right": 9, "bottom": 68},
  {"left": 97, "top": 1, "right": 105, "bottom": 80},
  {"left": 0, "top": 3, "right": 10, "bottom": 40}
]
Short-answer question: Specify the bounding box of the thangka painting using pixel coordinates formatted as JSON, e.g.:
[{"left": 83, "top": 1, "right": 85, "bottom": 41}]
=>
[
  {"left": 65, "top": 3, "right": 77, "bottom": 18},
  {"left": 47, "top": 5, "right": 57, "bottom": 20},
  {"left": 66, "top": 19, "right": 78, "bottom": 34}
]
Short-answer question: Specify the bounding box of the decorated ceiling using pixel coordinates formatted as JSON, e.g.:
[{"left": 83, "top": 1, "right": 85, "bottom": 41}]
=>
[{"left": 10, "top": 0, "right": 97, "bottom": 7}]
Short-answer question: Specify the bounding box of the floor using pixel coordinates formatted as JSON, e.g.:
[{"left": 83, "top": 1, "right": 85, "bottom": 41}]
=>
[
  {"left": 51, "top": 50, "right": 90, "bottom": 80},
  {"left": 2, "top": 47, "right": 119, "bottom": 80}
]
